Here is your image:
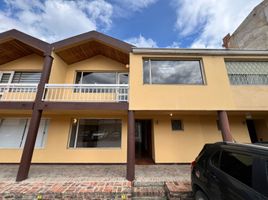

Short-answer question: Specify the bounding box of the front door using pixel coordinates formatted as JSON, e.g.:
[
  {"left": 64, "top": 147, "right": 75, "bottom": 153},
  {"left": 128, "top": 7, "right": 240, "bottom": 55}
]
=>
[{"left": 135, "top": 120, "right": 154, "bottom": 164}]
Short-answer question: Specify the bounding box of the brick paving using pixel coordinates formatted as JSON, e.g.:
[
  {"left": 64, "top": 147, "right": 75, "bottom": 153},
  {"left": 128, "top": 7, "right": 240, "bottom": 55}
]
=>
[{"left": 0, "top": 164, "right": 192, "bottom": 199}]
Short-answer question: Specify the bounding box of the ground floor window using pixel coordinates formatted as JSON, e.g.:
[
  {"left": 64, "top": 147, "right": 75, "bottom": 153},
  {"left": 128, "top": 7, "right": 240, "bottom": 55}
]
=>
[
  {"left": 0, "top": 118, "right": 49, "bottom": 148},
  {"left": 69, "top": 119, "right": 122, "bottom": 148}
]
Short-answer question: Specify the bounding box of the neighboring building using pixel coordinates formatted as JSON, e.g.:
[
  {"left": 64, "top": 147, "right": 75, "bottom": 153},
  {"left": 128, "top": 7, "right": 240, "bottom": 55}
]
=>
[
  {"left": 1, "top": 29, "right": 268, "bottom": 182},
  {"left": 223, "top": 0, "right": 268, "bottom": 49}
]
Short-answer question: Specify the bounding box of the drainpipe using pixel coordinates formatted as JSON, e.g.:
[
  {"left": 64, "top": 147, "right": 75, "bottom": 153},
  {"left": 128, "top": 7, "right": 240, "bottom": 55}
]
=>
[{"left": 16, "top": 47, "right": 54, "bottom": 182}]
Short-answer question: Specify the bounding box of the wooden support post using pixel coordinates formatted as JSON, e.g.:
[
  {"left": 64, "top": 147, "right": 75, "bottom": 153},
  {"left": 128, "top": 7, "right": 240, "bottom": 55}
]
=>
[
  {"left": 126, "top": 110, "right": 135, "bottom": 181},
  {"left": 217, "top": 111, "right": 233, "bottom": 142},
  {"left": 16, "top": 52, "right": 53, "bottom": 181}
]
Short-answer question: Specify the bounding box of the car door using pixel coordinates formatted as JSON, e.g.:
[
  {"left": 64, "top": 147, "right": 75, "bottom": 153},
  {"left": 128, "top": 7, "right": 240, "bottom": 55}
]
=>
[
  {"left": 206, "top": 150, "right": 223, "bottom": 199},
  {"left": 217, "top": 150, "right": 267, "bottom": 200}
]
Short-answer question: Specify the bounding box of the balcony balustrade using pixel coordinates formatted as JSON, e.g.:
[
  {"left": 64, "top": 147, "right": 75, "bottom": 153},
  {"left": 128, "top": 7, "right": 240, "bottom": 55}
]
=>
[{"left": 42, "top": 84, "right": 129, "bottom": 102}]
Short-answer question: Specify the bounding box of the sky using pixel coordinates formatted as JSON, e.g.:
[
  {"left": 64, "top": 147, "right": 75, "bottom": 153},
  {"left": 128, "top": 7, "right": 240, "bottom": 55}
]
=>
[{"left": 0, "top": 0, "right": 263, "bottom": 48}]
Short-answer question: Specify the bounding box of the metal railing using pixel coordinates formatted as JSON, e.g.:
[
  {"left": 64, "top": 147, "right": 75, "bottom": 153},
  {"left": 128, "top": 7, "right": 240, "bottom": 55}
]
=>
[
  {"left": 0, "top": 83, "right": 38, "bottom": 101},
  {"left": 42, "top": 84, "right": 129, "bottom": 102}
]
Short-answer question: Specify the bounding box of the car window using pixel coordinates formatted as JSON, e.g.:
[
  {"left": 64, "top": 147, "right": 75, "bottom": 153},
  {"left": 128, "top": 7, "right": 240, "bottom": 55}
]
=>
[
  {"left": 220, "top": 150, "right": 253, "bottom": 188},
  {"left": 210, "top": 151, "right": 220, "bottom": 168}
]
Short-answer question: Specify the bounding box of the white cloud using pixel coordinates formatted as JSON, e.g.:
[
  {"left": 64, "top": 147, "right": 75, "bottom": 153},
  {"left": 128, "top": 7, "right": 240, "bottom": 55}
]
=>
[
  {"left": 125, "top": 35, "right": 158, "bottom": 47},
  {"left": 172, "top": 0, "right": 262, "bottom": 48},
  {"left": 0, "top": 0, "right": 113, "bottom": 42},
  {"left": 166, "top": 41, "right": 180, "bottom": 48},
  {"left": 121, "top": 0, "right": 158, "bottom": 11}
]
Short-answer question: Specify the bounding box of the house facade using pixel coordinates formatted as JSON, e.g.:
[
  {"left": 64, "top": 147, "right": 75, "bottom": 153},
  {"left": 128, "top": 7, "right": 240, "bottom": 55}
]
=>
[{"left": 0, "top": 30, "right": 268, "bottom": 182}]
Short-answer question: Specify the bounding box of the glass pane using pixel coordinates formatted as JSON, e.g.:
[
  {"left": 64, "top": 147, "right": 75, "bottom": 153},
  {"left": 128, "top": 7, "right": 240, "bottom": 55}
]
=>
[
  {"left": 143, "top": 59, "right": 150, "bottom": 84},
  {"left": 0, "top": 119, "right": 27, "bottom": 148},
  {"left": 0, "top": 73, "right": 11, "bottom": 83},
  {"left": 81, "top": 72, "right": 116, "bottom": 84},
  {"left": 75, "top": 72, "right": 82, "bottom": 84},
  {"left": 143, "top": 60, "right": 203, "bottom": 84},
  {"left": 74, "top": 119, "right": 121, "bottom": 148},
  {"left": 226, "top": 61, "right": 268, "bottom": 85},
  {"left": 220, "top": 151, "right": 253, "bottom": 187},
  {"left": 12, "top": 72, "right": 41, "bottom": 83},
  {"left": 69, "top": 120, "right": 78, "bottom": 147},
  {"left": 21, "top": 119, "right": 49, "bottom": 148},
  {"left": 119, "top": 74, "right": 129, "bottom": 84}
]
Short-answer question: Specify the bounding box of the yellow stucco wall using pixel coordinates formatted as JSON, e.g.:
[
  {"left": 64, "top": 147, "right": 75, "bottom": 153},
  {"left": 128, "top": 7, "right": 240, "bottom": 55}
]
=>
[
  {"left": 63, "top": 55, "right": 128, "bottom": 84},
  {"left": 0, "top": 113, "right": 128, "bottom": 163},
  {"left": 151, "top": 114, "right": 251, "bottom": 163},
  {"left": 129, "top": 54, "right": 268, "bottom": 111},
  {"left": 0, "top": 54, "right": 43, "bottom": 71}
]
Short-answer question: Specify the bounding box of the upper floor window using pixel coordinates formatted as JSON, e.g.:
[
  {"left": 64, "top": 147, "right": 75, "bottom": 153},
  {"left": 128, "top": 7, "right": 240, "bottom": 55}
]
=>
[
  {"left": 226, "top": 61, "right": 268, "bottom": 85},
  {"left": 0, "top": 71, "right": 41, "bottom": 84},
  {"left": 143, "top": 59, "right": 204, "bottom": 84},
  {"left": 75, "top": 72, "right": 128, "bottom": 84}
]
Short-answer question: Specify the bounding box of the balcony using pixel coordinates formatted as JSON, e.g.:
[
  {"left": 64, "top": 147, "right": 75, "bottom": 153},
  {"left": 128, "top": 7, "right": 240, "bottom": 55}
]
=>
[
  {"left": 42, "top": 84, "right": 129, "bottom": 102},
  {"left": 0, "top": 84, "right": 38, "bottom": 101}
]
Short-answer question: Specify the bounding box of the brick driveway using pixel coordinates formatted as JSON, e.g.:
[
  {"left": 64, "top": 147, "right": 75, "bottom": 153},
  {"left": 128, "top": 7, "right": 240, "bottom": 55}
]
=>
[{"left": 0, "top": 164, "right": 192, "bottom": 199}]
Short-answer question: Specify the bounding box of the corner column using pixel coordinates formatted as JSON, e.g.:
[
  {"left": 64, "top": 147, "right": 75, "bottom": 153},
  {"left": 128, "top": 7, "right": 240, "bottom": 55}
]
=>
[
  {"left": 126, "top": 110, "right": 135, "bottom": 181},
  {"left": 217, "top": 111, "right": 233, "bottom": 142},
  {"left": 16, "top": 51, "right": 53, "bottom": 182}
]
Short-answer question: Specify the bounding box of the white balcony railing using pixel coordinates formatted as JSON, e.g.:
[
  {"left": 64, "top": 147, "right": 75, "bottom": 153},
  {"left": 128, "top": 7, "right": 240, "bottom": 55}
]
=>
[
  {"left": 42, "top": 84, "right": 129, "bottom": 102},
  {"left": 0, "top": 83, "right": 38, "bottom": 101}
]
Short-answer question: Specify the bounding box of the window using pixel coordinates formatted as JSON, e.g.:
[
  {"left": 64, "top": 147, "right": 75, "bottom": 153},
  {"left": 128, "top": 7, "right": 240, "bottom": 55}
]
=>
[
  {"left": 12, "top": 72, "right": 41, "bottom": 83},
  {"left": 226, "top": 61, "right": 268, "bottom": 85},
  {"left": 171, "top": 120, "right": 183, "bottom": 131},
  {"left": 220, "top": 151, "right": 253, "bottom": 187},
  {"left": 0, "top": 118, "right": 49, "bottom": 148},
  {"left": 211, "top": 151, "right": 220, "bottom": 168},
  {"left": 69, "top": 119, "right": 122, "bottom": 148},
  {"left": 143, "top": 59, "right": 204, "bottom": 84},
  {"left": 75, "top": 72, "right": 128, "bottom": 84}
]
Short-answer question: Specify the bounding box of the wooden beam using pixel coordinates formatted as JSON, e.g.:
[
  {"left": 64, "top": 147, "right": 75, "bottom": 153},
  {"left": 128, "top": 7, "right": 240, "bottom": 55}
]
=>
[
  {"left": 39, "top": 102, "right": 129, "bottom": 110},
  {"left": 126, "top": 110, "right": 135, "bottom": 181},
  {"left": 217, "top": 111, "right": 233, "bottom": 142},
  {"left": 16, "top": 53, "right": 54, "bottom": 182},
  {"left": 0, "top": 102, "right": 33, "bottom": 110}
]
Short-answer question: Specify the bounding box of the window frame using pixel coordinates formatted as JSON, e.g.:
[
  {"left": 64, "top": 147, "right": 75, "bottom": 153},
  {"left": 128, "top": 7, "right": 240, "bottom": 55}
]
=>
[
  {"left": 225, "top": 59, "right": 268, "bottom": 85},
  {"left": 0, "top": 118, "right": 49, "bottom": 149},
  {"left": 68, "top": 118, "right": 122, "bottom": 149},
  {"left": 74, "top": 71, "right": 129, "bottom": 85},
  {"left": 142, "top": 58, "right": 206, "bottom": 85},
  {"left": 171, "top": 119, "right": 184, "bottom": 131}
]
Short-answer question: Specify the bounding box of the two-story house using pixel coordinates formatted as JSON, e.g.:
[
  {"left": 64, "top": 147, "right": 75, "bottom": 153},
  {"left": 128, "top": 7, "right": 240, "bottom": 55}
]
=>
[{"left": 0, "top": 30, "right": 268, "bottom": 182}]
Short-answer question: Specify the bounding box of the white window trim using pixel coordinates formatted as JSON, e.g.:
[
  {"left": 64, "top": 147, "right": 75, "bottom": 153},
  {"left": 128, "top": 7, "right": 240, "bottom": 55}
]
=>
[
  {"left": 68, "top": 118, "right": 122, "bottom": 149},
  {"left": 0, "top": 118, "right": 49, "bottom": 149}
]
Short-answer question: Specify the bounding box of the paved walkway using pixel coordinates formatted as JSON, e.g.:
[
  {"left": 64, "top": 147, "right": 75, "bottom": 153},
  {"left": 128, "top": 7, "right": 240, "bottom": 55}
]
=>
[{"left": 0, "top": 164, "right": 192, "bottom": 199}]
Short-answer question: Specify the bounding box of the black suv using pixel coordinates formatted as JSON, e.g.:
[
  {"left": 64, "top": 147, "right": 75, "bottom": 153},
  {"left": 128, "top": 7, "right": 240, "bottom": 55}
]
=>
[{"left": 191, "top": 142, "right": 268, "bottom": 200}]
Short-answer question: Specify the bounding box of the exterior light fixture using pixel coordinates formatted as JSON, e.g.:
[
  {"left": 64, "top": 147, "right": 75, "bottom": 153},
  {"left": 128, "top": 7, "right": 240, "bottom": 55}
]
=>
[
  {"left": 125, "top": 64, "right": 129, "bottom": 68},
  {"left": 73, "top": 118, "right": 78, "bottom": 124},
  {"left": 169, "top": 113, "right": 173, "bottom": 117}
]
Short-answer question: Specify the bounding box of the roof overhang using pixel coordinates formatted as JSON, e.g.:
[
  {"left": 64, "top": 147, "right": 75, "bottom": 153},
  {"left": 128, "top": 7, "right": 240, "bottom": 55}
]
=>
[
  {"left": 52, "top": 31, "right": 134, "bottom": 65},
  {"left": 0, "top": 29, "right": 50, "bottom": 65},
  {"left": 132, "top": 48, "right": 268, "bottom": 56}
]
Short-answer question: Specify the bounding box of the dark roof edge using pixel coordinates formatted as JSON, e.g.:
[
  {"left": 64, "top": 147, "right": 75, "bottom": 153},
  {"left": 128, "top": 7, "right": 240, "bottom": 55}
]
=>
[
  {"left": 132, "top": 48, "right": 268, "bottom": 56},
  {"left": 52, "top": 30, "right": 134, "bottom": 53},
  {"left": 0, "top": 29, "right": 50, "bottom": 54}
]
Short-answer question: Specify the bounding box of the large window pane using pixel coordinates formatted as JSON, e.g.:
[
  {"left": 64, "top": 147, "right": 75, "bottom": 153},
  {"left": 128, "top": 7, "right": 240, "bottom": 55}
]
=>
[
  {"left": 75, "top": 72, "right": 117, "bottom": 84},
  {"left": 220, "top": 151, "right": 253, "bottom": 187},
  {"left": 143, "top": 59, "right": 203, "bottom": 84},
  {"left": 226, "top": 61, "right": 268, "bottom": 85},
  {"left": 0, "top": 119, "right": 27, "bottom": 148},
  {"left": 0, "top": 118, "right": 49, "bottom": 148},
  {"left": 12, "top": 72, "right": 41, "bottom": 83},
  {"left": 69, "top": 119, "right": 121, "bottom": 148}
]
